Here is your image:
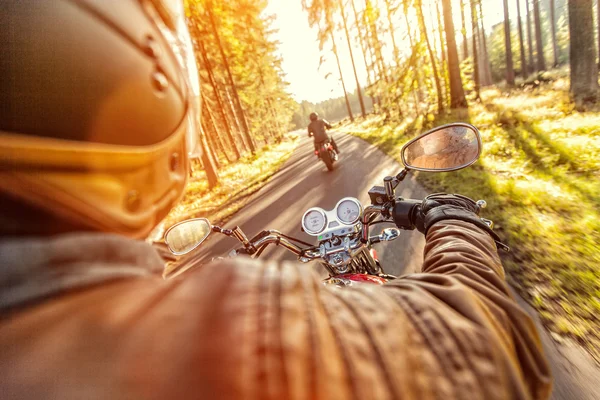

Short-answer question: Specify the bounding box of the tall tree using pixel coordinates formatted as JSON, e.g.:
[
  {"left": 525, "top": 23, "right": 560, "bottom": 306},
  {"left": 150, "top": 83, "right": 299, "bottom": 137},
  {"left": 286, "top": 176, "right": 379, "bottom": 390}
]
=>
[
  {"left": 196, "top": 35, "right": 241, "bottom": 159},
  {"left": 516, "top": 0, "right": 528, "bottom": 78},
  {"left": 460, "top": 0, "right": 469, "bottom": 60},
  {"left": 533, "top": 0, "right": 546, "bottom": 71},
  {"left": 525, "top": 0, "right": 535, "bottom": 74},
  {"left": 549, "top": 0, "right": 559, "bottom": 67},
  {"left": 350, "top": 0, "right": 376, "bottom": 106},
  {"left": 206, "top": 0, "right": 256, "bottom": 154},
  {"left": 478, "top": 1, "right": 493, "bottom": 86},
  {"left": 416, "top": 0, "right": 444, "bottom": 112},
  {"left": 442, "top": 0, "right": 468, "bottom": 108},
  {"left": 364, "top": 0, "right": 388, "bottom": 83},
  {"left": 568, "top": 0, "right": 599, "bottom": 104},
  {"left": 339, "top": 0, "right": 366, "bottom": 117},
  {"left": 383, "top": 0, "right": 400, "bottom": 63},
  {"left": 331, "top": 31, "right": 355, "bottom": 121},
  {"left": 598, "top": 0, "right": 600, "bottom": 68},
  {"left": 470, "top": 0, "right": 480, "bottom": 99},
  {"left": 503, "top": 0, "right": 516, "bottom": 86}
]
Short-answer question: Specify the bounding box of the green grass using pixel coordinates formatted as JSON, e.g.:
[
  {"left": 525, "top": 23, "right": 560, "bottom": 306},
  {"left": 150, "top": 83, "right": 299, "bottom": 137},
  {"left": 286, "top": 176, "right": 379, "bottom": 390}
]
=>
[{"left": 343, "top": 78, "right": 600, "bottom": 360}]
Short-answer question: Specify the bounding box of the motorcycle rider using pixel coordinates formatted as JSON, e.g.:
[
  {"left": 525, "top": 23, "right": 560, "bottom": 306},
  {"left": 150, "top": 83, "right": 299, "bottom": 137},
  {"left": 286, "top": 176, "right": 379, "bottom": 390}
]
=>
[
  {"left": 307, "top": 112, "right": 339, "bottom": 157},
  {"left": 0, "top": 1, "right": 551, "bottom": 399}
]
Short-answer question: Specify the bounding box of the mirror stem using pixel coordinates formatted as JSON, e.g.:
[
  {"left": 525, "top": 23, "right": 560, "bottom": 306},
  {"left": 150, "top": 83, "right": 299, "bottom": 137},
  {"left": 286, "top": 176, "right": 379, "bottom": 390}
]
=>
[
  {"left": 212, "top": 225, "right": 233, "bottom": 236},
  {"left": 396, "top": 169, "right": 409, "bottom": 183}
]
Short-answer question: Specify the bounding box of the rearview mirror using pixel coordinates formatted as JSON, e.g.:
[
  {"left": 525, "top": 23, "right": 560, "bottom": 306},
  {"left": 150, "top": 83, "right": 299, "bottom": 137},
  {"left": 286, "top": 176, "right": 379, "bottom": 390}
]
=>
[
  {"left": 164, "top": 218, "right": 211, "bottom": 255},
  {"left": 401, "top": 123, "right": 481, "bottom": 172}
]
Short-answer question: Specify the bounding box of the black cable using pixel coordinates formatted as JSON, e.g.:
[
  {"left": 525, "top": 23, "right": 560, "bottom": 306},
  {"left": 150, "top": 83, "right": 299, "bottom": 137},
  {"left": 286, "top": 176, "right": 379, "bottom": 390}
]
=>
[{"left": 369, "top": 220, "right": 395, "bottom": 226}]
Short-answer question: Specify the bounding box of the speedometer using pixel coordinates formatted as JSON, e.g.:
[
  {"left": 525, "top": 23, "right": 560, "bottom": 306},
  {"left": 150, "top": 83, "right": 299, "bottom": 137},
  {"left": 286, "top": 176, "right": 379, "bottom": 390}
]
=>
[
  {"left": 302, "top": 208, "right": 327, "bottom": 234},
  {"left": 336, "top": 198, "right": 362, "bottom": 224}
]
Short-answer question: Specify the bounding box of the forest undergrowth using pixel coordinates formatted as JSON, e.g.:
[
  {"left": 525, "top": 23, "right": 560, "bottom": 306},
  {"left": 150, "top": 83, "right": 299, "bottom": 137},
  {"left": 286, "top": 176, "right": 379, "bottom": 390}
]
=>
[{"left": 344, "top": 77, "right": 600, "bottom": 360}]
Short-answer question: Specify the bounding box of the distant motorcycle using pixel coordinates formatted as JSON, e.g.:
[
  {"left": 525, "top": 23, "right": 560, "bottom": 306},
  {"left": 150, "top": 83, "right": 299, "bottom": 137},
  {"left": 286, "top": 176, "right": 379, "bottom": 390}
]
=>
[
  {"left": 315, "top": 139, "right": 338, "bottom": 171},
  {"left": 165, "top": 123, "right": 501, "bottom": 286}
]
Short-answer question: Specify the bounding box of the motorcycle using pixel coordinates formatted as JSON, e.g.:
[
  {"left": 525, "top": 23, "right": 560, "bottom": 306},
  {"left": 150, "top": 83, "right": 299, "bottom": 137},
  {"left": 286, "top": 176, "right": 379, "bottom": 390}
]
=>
[
  {"left": 315, "top": 139, "right": 338, "bottom": 171},
  {"left": 165, "top": 123, "right": 498, "bottom": 286}
]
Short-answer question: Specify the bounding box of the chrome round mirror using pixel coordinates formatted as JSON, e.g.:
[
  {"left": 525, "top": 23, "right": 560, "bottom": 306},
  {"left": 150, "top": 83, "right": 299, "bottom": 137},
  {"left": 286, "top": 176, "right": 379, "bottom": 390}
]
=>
[
  {"left": 379, "top": 228, "right": 400, "bottom": 242},
  {"left": 401, "top": 123, "right": 481, "bottom": 172},
  {"left": 164, "top": 218, "right": 211, "bottom": 255}
]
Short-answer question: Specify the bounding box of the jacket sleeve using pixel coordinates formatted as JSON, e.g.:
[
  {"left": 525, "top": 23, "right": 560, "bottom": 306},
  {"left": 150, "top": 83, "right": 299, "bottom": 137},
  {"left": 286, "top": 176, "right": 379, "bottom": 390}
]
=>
[
  {"left": 384, "top": 220, "right": 552, "bottom": 399},
  {"left": 307, "top": 125, "right": 313, "bottom": 137},
  {"left": 323, "top": 120, "right": 332, "bottom": 129}
]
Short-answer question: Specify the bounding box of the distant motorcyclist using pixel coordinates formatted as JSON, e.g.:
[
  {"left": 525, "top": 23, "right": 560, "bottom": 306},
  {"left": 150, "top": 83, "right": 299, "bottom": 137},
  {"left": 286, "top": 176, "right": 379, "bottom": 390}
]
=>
[{"left": 307, "top": 112, "right": 339, "bottom": 157}]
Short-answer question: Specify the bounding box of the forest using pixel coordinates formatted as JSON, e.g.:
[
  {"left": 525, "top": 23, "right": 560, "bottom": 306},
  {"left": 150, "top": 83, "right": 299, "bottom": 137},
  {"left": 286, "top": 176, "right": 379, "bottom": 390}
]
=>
[
  {"left": 181, "top": 0, "right": 600, "bottom": 360},
  {"left": 296, "top": 0, "right": 600, "bottom": 360},
  {"left": 183, "top": 0, "right": 297, "bottom": 190}
]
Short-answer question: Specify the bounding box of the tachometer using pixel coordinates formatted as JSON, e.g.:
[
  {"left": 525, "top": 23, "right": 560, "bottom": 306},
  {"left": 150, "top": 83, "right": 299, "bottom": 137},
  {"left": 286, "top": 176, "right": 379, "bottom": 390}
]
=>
[
  {"left": 336, "top": 198, "right": 362, "bottom": 224},
  {"left": 302, "top": 208, "right": 327, "bottom": 234}
]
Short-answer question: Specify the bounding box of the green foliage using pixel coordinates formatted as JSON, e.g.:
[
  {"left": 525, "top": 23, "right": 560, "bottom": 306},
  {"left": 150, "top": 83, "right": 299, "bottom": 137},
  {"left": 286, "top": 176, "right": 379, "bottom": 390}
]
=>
[
  {"left": 186, "top": 0, "right": 296, "bottom": 162},
  {"left": 344, "top": 79, "right": 600, "bottom": 361}
]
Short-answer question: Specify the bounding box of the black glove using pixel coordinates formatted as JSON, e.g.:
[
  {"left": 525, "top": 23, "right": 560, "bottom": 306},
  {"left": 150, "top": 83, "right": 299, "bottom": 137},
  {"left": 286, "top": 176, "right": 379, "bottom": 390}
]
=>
[{"left": 415, "top": 193, "right": 509, "bottom": 251}]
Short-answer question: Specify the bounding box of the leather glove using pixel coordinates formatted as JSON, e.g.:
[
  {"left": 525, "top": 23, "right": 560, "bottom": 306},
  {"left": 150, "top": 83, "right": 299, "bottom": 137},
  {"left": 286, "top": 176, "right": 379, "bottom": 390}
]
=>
[{"left": 415, "top": 193, "right": 509, "bottom": 252}]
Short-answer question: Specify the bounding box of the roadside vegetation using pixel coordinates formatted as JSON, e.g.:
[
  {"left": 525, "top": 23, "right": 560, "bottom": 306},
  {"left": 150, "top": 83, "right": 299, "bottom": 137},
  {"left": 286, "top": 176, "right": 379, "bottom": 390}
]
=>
[
  {"left": 343, "top": 74, "right": 600, "bottom": 360},
  {"left": 151, "top": 135, "right": 298, "bottom": 241}
]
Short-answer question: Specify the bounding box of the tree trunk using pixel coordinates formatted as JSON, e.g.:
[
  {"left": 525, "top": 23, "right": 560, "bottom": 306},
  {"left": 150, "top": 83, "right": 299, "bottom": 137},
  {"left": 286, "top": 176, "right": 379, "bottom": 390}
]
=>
[
  {"left": 384, "top": 0, "right": 400, "bottom": 64},
  {"left": 460, "top": 0, "right": 469, "bottom": 60},
  {"left": 598, "top": 0, "right": 600, "bottom": 68},
  {"left": 436, "top": 1, "right": 449, "bottom": 104},
  {"left": 200, "top": 114, "right": 221, "bottom": 170},
  {"left": 223, "top": 87, "right": 248, "bottom": 152},
  {"left": 503, "top": 0, "right": 515, "bottom": 85},
  {"left": 204, "top": 100, "right": 232, "bottom": 163},
  {"left": 526, "top": 0, "right": 535, "bottom": 74},
  {"left": 197, "top": 37, "right": 240, "bottom": 159},
  {"left": 207, "top": 0, "right": 256, "bottom": 153},
  {"left": 549, "top": 0, "right": 559, "bottom": 67},
  {"left": 403, "top": 3, "right": 424, "bottom": 106},
  {"left": 331, "top": 31, "right": 355, "bottom": 121},
  {"left": 442, "top": 0, "right": 468, "bottom": 108},
  {"left": 340, "top": 0, "right": 366, "bottom": 117},
  {"left": 350, "top": 0, "right": 376, "bottom": 107},
  {"left": 568, "top": 0, "right": 599, "bottom": 104},
  {"left": 516, "top": 0, "right": 528, "bottom": 78},
  {"left": 436, "top": 1, "right": 447, "bottom": 63},
  {"left": 478, "top": 1, "right": 493, "bottom": 86},
  {"left": 365, "top": 0, "right": 387, "bottom": 82},
  {"left": 416, "top": 0, "right": 444, "bottom": 113},
  {"left": 195, "top": 121, "right": 219, "bottom": 188},
  {"left": 533, "top": 0, "right": 546, "bottom": 71},
  {"left": 470, "top": 0, "right": 480, "bottom": 99}
]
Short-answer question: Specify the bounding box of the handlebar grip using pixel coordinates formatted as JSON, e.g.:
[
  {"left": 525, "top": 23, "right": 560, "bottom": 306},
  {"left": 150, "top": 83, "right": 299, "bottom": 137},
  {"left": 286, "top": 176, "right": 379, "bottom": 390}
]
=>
[{"left": 392, "top": 199, "right": 422, "bottom": 230}]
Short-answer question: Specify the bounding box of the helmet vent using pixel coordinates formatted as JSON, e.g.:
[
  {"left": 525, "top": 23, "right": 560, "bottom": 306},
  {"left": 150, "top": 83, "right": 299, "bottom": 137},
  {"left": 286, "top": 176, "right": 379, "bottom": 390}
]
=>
[
  {"left": 143, "top": 35, "right": 161, "bottom": 59},
  {"left": 151, "top": 69, "right": 169, "bottom": 93},
  {"left": 125, "top": 190, "right": 142, "bottom": 212},
  {"left": 169, "top": 153, "right": 180, "bottom": 171}
]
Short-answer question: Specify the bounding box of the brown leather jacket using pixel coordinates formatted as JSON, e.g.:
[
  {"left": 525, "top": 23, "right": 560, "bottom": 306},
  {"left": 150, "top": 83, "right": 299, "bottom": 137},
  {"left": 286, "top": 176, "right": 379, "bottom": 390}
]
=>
[{"left": 0, "top": 220, "right": 551, "bottom": 399}]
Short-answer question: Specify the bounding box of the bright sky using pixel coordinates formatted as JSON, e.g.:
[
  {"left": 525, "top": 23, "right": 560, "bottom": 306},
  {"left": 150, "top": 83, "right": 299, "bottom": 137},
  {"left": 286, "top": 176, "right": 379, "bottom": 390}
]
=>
[{"left": 265, "top": 0, "right": 512, "bottom": 104}]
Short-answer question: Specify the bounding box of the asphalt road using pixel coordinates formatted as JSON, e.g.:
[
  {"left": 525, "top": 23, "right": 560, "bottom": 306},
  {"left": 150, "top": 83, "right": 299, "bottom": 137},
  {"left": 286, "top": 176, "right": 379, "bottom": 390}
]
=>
[
  {"left": 174, "top": 131, "right": 599, "bottom": 399},
  {"left": 188, "top": 132, "right": 428, "bottom": 277}
]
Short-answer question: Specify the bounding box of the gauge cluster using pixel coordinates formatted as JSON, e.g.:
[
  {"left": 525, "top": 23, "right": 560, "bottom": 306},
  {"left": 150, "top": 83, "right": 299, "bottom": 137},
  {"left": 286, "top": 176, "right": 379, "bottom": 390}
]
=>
[{"left": 302, "top": 197, "right": 363, "bottom": 237}]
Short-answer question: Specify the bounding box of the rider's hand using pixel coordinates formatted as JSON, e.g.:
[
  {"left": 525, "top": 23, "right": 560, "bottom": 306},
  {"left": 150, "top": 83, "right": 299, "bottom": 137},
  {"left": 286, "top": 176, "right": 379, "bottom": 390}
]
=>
[
  {"left": 414, "top": 193, "right": 508, "bottom": 251},
  {"left": 415, "top": 193, "right": 480, "bottom": 234}
]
